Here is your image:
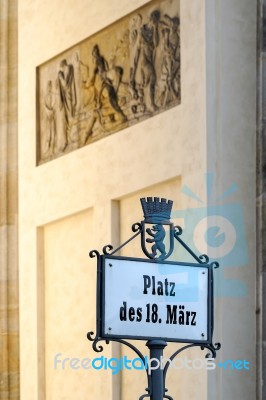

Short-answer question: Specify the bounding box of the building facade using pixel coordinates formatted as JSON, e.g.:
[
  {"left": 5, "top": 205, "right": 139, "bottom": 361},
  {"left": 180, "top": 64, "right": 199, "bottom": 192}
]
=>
[{"left": 0, "top": 0, "right": 262, "bottom": 399}]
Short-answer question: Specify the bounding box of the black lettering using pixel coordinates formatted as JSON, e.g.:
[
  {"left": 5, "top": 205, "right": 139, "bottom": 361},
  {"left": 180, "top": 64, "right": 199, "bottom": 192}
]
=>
[
  {"left": 166, "top": 305, "right": 177, "bottom": 324},
  {"left": 157, "top": 281, "right": 163, "bottom": 296},
  {"left": 178, "top": 305, "right": 185, "bottom": 325},
  {"left": 129, "top": 307, "right": 135, "bottom": 321},
  {"left": 146, "top": 303, "right": 151, "bottom": 322},
  {"left": 169, "top": 282, "right": 175, "bottom": 296},
  {"left": 143, "top": 275, "right": 151, "bottom": 294},
  {"left": 191, "top": 312, "right": 196, "bottom": 326},
  {"left": 164, "top": 279, "right": 169, "bottom": 296},
  {"left": 151, "top": 304, "right": 158, "bottom": 323},
  {"left": 136, "top": 307, "right": 142, "bottom": 322},
  {"left": 120, "top": 302, "right": 127, "bottom": 321},
  {"left": 185, "top": 311, "right": 191, "bottom": 325},
  {"left": 152, "top": 276, "right": 156, "bottom": 295}
]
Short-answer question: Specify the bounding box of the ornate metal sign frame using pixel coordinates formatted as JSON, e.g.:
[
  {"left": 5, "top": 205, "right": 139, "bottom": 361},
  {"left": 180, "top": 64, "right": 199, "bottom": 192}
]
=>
[{"left": 88, "top": 197, "right": 221, "bottom": 400}]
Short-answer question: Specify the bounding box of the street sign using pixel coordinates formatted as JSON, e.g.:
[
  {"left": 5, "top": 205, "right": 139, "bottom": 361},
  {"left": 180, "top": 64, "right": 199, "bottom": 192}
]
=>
[
  {"left": 100, "top": 255, "right": 213, "bottom": 343},
  {"left": 88, "top": 197, "right": 220, "bottom": 400}
]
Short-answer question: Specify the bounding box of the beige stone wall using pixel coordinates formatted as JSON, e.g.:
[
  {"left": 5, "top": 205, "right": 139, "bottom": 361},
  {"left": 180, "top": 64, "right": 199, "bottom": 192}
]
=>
[
  {"left": 43, "top": 209, "right": 105, "bottom": 399},
  {"left": 205, "top": 0, "right": 257, "bottom": 398},
  {"left": 18, "top": 0, "right": 257, "bottom": 399},
  {"left": 0, "top": 0, "right": 19, "bottom": 398}
]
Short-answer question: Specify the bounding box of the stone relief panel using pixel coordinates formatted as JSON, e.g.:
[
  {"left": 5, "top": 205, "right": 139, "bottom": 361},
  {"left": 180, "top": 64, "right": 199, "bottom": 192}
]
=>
[{"left": 37, "top": 0, "right": 180, "bottom": 164}]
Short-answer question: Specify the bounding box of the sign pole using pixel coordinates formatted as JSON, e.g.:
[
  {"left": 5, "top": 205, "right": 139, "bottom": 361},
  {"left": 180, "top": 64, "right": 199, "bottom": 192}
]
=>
[{"left": 146, "top": 340, "right": 167, "bottom": 400}]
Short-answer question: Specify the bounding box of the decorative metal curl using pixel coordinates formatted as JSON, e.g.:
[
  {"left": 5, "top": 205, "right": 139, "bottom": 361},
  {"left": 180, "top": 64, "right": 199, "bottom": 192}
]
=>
[
  {"left": 198, "top": 254, "right": 210, "bottom": 264},
  {"left": 163, "top": 343, "right": 200, "bottom": 380},
  {"left": 214, "top": 342, "right": 221, "bottom": 350},
  {"left": 87, "top": 331, "right": 106, "bottom": 352},
  {"left": 139, "top": 392, "right": 151, "bottom": 400},
  {"left": 140, "top": 392, "right": 173, "bottom": 400},
  {"left": 113, "top": 340, "right": 151, "bottom": 400},
  {"left": 173, "top": 230, "right": 210, "bottom": 264},
  {"left": 87, "top": 331, "right": 96, "bottom": 341},
  {"left": 103, "top": 337, "right": 151, "bottom": 383},
  {"left": 109, "top": 338, "right": 146, "bottom": 364},
  {"left": 174, "top": 226, "right": 183, "bottom": 235},
  {"left": 132, "top": 222, "right": 143, "bottom": 233},
  {"left": 164, "top": 395, "right": 173, "bottom": 400},
  {"left": 101, "top": 222, "right": 142, "bottom": 256},
  {"left": 89, "top": 250, "right": 100, "bottom": 259},
  {"left": 211, "top": 261, "right": 220, "bottom": 269},
  {"left": 103, "top": 244, "right": 114, "bottom": 255},
  {"left": 203, "top": 342, "right": 221, "bottom": 358}
]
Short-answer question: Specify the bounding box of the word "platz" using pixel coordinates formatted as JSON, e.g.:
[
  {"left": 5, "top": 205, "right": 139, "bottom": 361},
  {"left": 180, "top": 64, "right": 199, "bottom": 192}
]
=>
[{"left": 143, "top": 275, "right": 176, "bottom": 296}]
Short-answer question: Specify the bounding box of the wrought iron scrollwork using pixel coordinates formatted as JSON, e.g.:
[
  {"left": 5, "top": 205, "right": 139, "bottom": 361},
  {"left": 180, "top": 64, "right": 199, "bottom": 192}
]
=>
[
  {"left": 174, "top": 226, "right": 209, "bottom": 264},
  {"left": 139, "top": 392, "right": 151, "bottom": 400},
  {"left": 103, "top": 244, "right": 114, "bottom": 255},
  {"left": 132, "top": 222, "right": 143, "bottom": 233},
  {"left": 162, "top": 341, "right": 221, "bottom": 398},
  {"left": 90, "top": 219, "right": 219, "bottom": 266},
  {"left": 89, "top": 250, "right": 100, "bottom": 259},
  {"left": 87, "top": 331, "right": 221, "bottom": 399},
  {"left": 163, "top": 396, "right": 173, "bottom": 400},
  {"left": 211, "top": 261, "right": 220, "bottom": 269},
  {"left": 174, "top": 226, "right": 182, "bottom": 235},
  {"left": 203, "top": 342, "right": 222, "bottom": 358},
  {"left": 103, "top": 222, "right": 143, "bottom": 256},
  {"left": 87, "top": 332, "right": 105, "bottom": 353}
]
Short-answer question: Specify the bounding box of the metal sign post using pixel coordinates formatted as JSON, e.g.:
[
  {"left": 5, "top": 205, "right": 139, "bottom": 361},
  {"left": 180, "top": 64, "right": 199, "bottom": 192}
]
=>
[
  {"left": 146, "top": 340, "right": 167, "bottom": 400},
  {"left": 88, "top": 197, "right": 221, "bottom": 399}
]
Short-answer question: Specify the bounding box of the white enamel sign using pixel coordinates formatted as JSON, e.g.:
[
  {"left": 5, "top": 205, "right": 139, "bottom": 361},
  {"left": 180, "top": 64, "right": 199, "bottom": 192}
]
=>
[{"left": 102, "top": 257, "right": 211, "bottom": 342}]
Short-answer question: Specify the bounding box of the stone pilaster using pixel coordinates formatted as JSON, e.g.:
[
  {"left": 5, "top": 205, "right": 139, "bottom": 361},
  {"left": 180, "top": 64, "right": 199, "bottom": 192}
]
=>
[{"left": 0, "top": 0, "right": 19, "bottom": 398}]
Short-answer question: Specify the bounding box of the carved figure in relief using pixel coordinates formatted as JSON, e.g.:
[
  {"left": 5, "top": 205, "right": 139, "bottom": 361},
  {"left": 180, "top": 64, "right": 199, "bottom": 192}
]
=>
[
  {"left": 90, "top": 45, "right": 127, "bottom": 121},
  {"left": 43, "top": 80, "right": 56, "bottom": 155},
  {"left": 158, "top": 23, "right": 180, "bottom": 105},
  {"left": 130, "top": 10, "right": 161, "bottom": 112},
  {"left": 58, "top": 59, "right": 77, "bottom": 147},
  {"left": 161, "top": 15, "right": 180, "bottom": 100},
  {"left": 73, "top": 52, "right": 89, "bottom": 112},
  {"left": 164, "top": 14, "right": 180, "bottom": 58},
  {"left": 81, "top": 45, "right": 127, "bottom": 144},
  {"left": 129, "top": 13, "right": 143, "bottom": 99}
]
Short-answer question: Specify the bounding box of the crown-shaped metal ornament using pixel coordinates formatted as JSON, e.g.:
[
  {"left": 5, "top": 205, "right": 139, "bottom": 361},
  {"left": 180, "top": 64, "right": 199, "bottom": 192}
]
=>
[{"left": 140, "top": 197, "right": 173, "bottom": 223}]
